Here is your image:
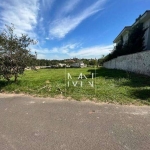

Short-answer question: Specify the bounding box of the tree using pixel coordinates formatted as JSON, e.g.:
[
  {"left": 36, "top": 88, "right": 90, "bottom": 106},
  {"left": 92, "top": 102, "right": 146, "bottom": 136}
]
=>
[
  {"left": 102, "top": 22, "right": 147, "bottom": 63},
  {"left": 82, "top": 59, "right": 89, "bottom": 66},
  {"left": 89, "top": 59, "right": 96, "bottom": 66},
  {"left": 113, "top": 36, "right": 123, "bottom": 57},
  {"left": 122, "top": 22, "right": 147, "bottom": 55},
  {"left": 0, "top": 24, "right": 37, "bottom": 82}
]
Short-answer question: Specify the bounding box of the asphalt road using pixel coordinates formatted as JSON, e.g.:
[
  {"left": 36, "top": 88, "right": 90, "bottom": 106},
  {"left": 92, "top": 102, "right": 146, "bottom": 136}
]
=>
[{"left": 0, "top": 94, "right": 150, "bottom": 150}]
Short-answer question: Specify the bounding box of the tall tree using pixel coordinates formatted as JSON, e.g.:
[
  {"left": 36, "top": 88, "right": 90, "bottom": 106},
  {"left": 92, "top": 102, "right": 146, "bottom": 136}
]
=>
[
  {"left": 102, "top": 22, "right": 147, "bottom": 63},
  {"left": 123, "top": 22, "right": 147, "bottom": 55},
  {"left": 0, "top": 24, "right": 37, "bottom": 81}
]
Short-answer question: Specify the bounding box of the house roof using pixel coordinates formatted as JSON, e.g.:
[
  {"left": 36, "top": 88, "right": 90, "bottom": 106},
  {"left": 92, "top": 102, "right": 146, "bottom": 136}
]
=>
[
  {"left": 113, "top": 26, "right": 131, "bottom": 43},
  {"left": 113, "top": 10, "right": 150, "bottom": 43},
  {"left": 132, "top": 10, "right": 150, "bottom": 26}
]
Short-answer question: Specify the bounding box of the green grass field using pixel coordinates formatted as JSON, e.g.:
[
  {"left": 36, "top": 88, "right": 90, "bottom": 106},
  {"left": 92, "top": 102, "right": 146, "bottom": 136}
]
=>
[{"left": 0, "top": 67, "right": 150, "bottom": 105}]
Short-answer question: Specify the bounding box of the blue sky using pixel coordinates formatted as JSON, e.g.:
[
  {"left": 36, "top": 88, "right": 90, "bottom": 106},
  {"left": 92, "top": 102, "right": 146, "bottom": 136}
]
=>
[{"left": 0, "top": 0, "right": 150, "bottom": 60}]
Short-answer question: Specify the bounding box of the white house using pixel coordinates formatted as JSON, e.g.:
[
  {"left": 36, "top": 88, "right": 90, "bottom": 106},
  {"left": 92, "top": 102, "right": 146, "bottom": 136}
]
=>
[
  {"left": 58, "top": 63, "right": 66, "bottom": 67},
  {"left": 70, "top": 61, "right": 86, "bottom": 68},
  {"left": 113, "top": 26, "right": 131, "bottom": 45},
  {"left": 113, "top": 10, "right": 150, "bottom": 50}
]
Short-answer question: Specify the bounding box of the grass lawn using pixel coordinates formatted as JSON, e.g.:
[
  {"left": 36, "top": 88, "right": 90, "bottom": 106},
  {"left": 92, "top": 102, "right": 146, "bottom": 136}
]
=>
[{"left": 0, "top": 67, "right": 150, "bottom": 105}]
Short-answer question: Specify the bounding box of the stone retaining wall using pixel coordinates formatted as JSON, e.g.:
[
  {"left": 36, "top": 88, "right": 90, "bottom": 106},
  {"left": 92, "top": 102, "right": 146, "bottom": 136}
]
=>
[{"left": 103, "top": 50, "right": 150, "bottom": 76}]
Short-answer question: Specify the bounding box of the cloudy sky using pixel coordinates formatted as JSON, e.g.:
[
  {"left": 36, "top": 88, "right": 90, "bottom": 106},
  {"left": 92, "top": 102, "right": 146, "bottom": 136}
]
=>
[{"left": 0, "top": 0, "right": 149, "bottom": 59}]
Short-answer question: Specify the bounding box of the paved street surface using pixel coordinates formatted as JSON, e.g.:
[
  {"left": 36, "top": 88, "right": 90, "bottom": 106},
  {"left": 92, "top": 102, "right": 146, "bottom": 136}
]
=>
[{"left": 0, "top": 94, "right": 150, "bottom": 150}]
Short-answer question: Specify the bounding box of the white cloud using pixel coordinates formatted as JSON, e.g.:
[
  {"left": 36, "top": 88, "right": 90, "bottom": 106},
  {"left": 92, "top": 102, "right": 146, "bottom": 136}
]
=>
[
  {"left": 39, "top": 17, "right": 44, "bottom": 22},
  {"left": 41, "top": 0, "right": 55, "bottom": 10},
  {"left": 68, "top": 44, "right": 114, "bottom": 58},
  {"left": 32, "top": 43, "right": 113, "bottom": 59},
  {"left": 0, "top": 0, "right": 39, "bottom": 37},
  {"left": 49, "top": 0, "right": 106, "bottom": 39},
  {"left": 59, "top": 0, "right": 81, "bottom": 15},
  {"left": 32, "top": 47, "right": 58, "bottom": 54},
  {"left": 61, "top": 43, "right": 80, "bottom": 51},
  {"left": 32, "top": 43, "right": 80, "bottom": 55},
  {"left": 37, "top": 53, "right": 47, "bottom": 59}
]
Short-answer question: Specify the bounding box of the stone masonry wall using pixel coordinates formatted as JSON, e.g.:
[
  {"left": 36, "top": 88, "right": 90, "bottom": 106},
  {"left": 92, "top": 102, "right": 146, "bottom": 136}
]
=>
[{"left": 103, "top": 50, "right": 150, "bottom": 76}]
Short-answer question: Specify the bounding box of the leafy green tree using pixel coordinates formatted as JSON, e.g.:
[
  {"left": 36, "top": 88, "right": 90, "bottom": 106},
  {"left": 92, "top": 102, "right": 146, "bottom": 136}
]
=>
[
  {"left": 103, "top": 22, "right": 147, "bottom": 63},
  {"left": 82, "top": 59, "right": 89, "bottom": 66},
  {"left": 0, "top": 24, "right": 37, "bottom": 81},
  {"left": 122, "top": 22, "right": 147, "bottom": 55},
  {"left": 113, "top": 36, "right": 123, "bottom": 57},
  {"left": 89, "top": 59, "right": 96, "bottom": 66}
]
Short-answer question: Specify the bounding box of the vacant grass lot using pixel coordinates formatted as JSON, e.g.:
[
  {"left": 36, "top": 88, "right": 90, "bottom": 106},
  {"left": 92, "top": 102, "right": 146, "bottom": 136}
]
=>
[{"left": 0, "top": 67, "right": 150, "bottom": 105}]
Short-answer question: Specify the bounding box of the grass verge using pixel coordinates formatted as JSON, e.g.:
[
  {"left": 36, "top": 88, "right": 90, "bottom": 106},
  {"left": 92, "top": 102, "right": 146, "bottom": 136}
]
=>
[{"left": 0, "top": 67, "right": 150, "bottom": 105}]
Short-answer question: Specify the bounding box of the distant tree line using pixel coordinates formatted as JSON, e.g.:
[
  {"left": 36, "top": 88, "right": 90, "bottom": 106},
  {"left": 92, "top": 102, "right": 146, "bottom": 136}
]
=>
[
  {"left": 32, "top": 58, "right": 97, "bottom": 66},
  {"left": 102, "top": 22, "right": 147, "bottom": 63}
]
